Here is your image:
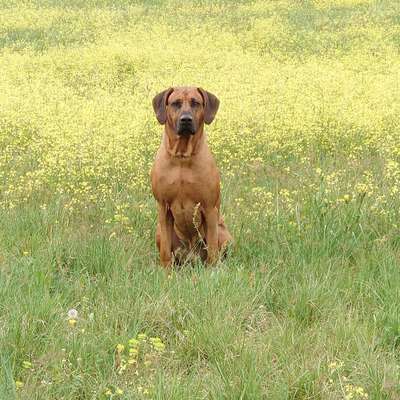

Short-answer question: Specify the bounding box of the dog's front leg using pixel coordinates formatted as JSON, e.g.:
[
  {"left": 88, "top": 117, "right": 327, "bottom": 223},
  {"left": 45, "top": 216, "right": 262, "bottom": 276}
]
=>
[
  {"left": 158, "top": 202, "right": 174, "bottom": 268},
  {"left": 204, "top": 207, "right": 219, "bottom": 264}
]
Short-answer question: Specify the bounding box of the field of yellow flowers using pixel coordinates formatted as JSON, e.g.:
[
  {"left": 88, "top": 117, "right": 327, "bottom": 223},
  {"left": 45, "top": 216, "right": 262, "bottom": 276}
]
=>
[{"left": 1, "top": 0, "right": 400, "bottom": 398}]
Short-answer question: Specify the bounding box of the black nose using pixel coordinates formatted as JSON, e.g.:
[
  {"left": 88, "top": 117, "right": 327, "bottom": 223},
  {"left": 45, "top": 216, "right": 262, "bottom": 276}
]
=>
[
  {"left": 178, "top": 113, "right": 195, "bottom": 135},
  {"left": 179, "top": 114, "right": 193, "bottom": 124}
]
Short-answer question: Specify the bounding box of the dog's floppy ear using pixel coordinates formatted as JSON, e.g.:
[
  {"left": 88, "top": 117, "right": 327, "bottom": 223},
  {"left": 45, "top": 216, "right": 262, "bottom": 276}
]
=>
[
  {"left": 152, "top": 87, "right": 174, "bottom": 124},
  {"left": 198, "top": 88, "right": 220, "bottom": 124}
]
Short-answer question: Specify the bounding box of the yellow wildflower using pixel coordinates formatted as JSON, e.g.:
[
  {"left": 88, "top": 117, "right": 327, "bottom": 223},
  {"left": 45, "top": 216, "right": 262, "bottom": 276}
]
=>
[
  {"left": 22, "top": 361, "right": 32, "bottom": 369},
  {"left": 128, "top": 338, "right": 139, "bottom": 347},
  {"left": 15, "top": 380, "right": 24, "bottom": 389},
  {"left": 116, "top": 344, "right": 125, "bottom": 353},
  {"left": 68, "top": 319, "right": 77, "bottom": 327},
  {"left": 129, "top": 348, "right": 138, "bottom": 356},
  {"left": 152, "top": 341, "right": 165, "bottom": 352}
]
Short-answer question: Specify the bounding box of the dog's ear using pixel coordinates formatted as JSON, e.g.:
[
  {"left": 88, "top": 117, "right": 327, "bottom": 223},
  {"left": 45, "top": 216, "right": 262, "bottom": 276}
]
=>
[
  {"left": 152, "top": 87, "right": 174, "bottom": 124},
  {"left": 198, "top": 88, "right": 220, "bottom": 124}
]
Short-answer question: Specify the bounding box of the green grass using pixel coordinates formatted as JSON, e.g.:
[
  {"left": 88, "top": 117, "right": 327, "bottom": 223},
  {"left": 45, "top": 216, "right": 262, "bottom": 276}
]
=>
[
  {"left": 1, "top": 0, "right": 400, "bottom": 399},
  {"left": 1, "top": 177, "right": 399, "bottom": 399}
]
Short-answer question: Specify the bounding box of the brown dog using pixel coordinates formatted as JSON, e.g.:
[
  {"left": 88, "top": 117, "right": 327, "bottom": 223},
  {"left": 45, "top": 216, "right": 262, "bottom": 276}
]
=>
[{"left": 151, "top": 86, "right": 232, "bottom": 268}]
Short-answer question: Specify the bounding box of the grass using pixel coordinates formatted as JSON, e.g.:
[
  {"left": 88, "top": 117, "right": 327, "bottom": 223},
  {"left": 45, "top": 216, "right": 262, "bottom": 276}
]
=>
[{"left": 1, "top": 0, "right": 400, "bottom": 398}]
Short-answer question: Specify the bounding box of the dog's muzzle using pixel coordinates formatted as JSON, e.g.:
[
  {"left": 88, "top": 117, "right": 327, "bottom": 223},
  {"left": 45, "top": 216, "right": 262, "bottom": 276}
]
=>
[{"left": 177, "top": 114, "right": 195, "bottom": 136}]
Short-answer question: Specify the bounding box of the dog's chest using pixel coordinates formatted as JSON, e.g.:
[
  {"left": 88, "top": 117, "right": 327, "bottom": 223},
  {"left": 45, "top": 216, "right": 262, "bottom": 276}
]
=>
[
  {"left": 158, "top": 165, "right": 204, "bottom": 201},
  {"left": 157, "top": 166, "right": 205, "bottom": 235}
]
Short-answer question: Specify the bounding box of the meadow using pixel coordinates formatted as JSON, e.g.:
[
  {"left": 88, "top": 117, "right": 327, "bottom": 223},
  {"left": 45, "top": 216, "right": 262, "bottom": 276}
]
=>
[{"left": 1, "top": 0, "right": 400, "bottom": 398}]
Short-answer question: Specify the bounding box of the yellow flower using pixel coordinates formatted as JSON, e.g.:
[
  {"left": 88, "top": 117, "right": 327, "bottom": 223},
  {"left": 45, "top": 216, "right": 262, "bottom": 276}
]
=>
[
  {"left": 153, "top": 341, "right": 165, "bottom": 352},
  {"left": 116, "top": 388, "right": 123, "bottom": 395},
  {"left": 22, "top": 361, "right": 32, "bottom": 369},
  {"left": 15, "top": 380, "right": 24, "bottom": 389},
  {"left": 105, "top": 388, "right": 112, "bottom": 396},
  {"left": 116, "top": 344, "right": 125, "bottom": 353},
  {"left": 128, "top": 338, "right": 139, "bottom": 347},
  {"left": 68, "top": 318, "right": 77, "bottom": 327}
]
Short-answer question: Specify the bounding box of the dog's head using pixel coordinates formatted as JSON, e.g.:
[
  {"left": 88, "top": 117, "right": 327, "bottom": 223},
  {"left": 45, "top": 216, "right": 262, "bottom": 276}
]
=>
[{"left": 152, "top": 87, "right": 219, "bottom": 136}]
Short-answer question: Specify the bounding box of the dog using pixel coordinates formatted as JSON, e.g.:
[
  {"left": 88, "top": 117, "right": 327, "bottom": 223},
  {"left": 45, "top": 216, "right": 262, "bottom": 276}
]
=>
[{"left": 151, "top": 86, "right": 232, "bottom": 268}]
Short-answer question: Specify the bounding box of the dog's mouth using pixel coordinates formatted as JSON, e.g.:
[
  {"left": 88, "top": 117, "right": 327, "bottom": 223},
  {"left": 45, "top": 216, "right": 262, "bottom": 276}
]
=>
[
  {"left": 177, "top": 127, "right": 195, "bottom": 136},
  {"left": 177, "top": 123, "right": 196, "bottom": 136}
]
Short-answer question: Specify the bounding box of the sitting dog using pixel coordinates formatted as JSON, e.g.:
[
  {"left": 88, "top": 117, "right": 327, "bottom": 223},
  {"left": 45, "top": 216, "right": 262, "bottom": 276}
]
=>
[{"left": 151, "top": 86, "right": 232, "bottom": 268}]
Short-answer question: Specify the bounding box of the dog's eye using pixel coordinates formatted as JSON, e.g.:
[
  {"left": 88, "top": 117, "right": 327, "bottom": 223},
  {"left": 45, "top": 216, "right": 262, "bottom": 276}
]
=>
[
  {"left": 171, "top": 101, "right": 182, "bottom": 108},
  {"left": 191, "top": 99, "right": 201, "bottom": 107}
]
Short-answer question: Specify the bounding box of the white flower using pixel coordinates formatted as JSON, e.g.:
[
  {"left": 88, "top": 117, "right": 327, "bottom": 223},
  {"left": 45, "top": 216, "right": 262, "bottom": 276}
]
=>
[{"left": 67, "top": 308, "right": 78, "bottom": 319}]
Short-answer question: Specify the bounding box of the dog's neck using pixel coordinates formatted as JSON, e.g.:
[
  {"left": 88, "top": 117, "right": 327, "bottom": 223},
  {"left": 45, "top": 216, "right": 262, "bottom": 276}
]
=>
[{"left": 164, "top": 125, "right": 205, "bottom": 160}]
